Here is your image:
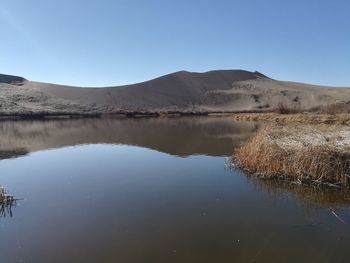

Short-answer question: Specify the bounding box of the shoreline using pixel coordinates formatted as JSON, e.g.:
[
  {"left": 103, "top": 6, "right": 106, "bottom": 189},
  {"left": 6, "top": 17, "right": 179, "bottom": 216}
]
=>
[
  {"left": 0, "top": 110, "right": 270, "bottom": 121},
  {"left": 1, "top": 110, "right": 349, "bottom": 124},
  {"left": 231, "top": 112, "right": 350, "bottom": 125}
]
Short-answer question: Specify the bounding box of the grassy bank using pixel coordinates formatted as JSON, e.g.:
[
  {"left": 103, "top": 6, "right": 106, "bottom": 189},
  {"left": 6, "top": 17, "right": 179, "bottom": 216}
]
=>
[
  {"left": 232, "top": 113, "right": 350, "bottom": 125},
  {"left": 233, "top": 125, "right": 350, "bottom": 188},
  {"left": 232, "top": 102, "right": 350, "bottom": 125}
]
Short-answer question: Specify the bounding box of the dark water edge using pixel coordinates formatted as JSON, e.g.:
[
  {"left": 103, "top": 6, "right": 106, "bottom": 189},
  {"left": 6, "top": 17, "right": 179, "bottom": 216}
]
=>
[
  {"left": 0, "top": 109, "right": 271, "bottom": 120},
  {"left": 0, "top": 117, "right": 350, "bottom": 263}
]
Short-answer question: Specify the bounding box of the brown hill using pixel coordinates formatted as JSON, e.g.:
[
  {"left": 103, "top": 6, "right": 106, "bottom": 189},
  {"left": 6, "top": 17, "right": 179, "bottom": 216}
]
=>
[{"left": 0, "top": 70, "right": 349, "bottom": 115}]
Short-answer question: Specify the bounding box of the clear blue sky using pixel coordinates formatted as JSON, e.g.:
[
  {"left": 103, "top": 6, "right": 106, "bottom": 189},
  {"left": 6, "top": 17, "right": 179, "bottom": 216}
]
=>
[{"left": 1, "top": 0, "right": 349, "bottom": 87}]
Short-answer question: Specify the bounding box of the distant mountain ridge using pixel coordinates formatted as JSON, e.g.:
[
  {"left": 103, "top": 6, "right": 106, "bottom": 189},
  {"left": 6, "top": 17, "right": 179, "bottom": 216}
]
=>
[{"left": 0, "top": 70, "right": 349, "bottom": 116}]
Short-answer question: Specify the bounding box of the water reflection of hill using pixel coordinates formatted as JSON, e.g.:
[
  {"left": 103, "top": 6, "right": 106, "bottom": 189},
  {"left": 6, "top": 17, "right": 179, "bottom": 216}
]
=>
[{"left": 0, "top": 117, "right": 259, "bottom": 159}]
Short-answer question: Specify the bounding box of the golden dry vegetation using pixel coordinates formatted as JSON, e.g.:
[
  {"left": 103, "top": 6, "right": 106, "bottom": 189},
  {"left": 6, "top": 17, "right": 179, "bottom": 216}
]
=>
[
  {"left": 233, "top": 125, "right": 350, "bottom": 187},
  {"left": 232, "top": 113, "right": 350, "bottom": 125}
]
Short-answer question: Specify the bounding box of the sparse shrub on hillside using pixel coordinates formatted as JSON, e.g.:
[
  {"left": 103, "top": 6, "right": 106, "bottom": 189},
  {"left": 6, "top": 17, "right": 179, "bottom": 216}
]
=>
[{"left": 273, "top": 102, "right": 300, "bottom": 114}]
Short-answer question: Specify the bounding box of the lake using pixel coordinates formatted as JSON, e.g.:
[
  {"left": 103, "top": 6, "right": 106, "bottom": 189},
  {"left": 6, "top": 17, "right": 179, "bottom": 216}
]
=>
[{"left": 0, "top": 117, "right": 350, "bottom": 263}]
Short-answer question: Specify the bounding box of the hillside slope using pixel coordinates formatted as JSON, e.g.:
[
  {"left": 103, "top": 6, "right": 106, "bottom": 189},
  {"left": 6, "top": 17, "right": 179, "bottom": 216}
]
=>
[{"left": 0, "top": 70, "right": 349, "bottom": 115}]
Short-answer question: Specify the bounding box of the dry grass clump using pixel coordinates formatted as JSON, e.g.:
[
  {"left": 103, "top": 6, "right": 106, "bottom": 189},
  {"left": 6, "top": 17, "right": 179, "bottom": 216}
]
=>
[
  {"left": 0, "top": 186, "right": 16, "bottom": 206},
  {"left": 0, "top": 186, "right": 16, "bottom": 205},
  {"left": 0, "top": 187, "right": 17, "bottom": 217},
  {"left": 234, "top": 125, "right": 350, "bottom": 187},
  {"left": 273, "top": 102, "right": 301, "bottom": 114}
]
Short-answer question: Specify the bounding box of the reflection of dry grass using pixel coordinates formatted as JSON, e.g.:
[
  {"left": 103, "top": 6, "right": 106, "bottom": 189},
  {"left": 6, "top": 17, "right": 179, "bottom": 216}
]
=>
[
  {"left": 232, "top": 113, "right": 350, "bottom": 125},
  {"left": 244, "top": 173, "right": 350, "bottom": 209},
  {"left": 233, "top": 125, "right": 350, "bottom": 187}
]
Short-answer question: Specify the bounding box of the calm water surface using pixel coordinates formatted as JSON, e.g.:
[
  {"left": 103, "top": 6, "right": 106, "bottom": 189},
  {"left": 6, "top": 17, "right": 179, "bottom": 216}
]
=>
[{"left": 0, "top": 117, "right": 350, "bottom": 263}]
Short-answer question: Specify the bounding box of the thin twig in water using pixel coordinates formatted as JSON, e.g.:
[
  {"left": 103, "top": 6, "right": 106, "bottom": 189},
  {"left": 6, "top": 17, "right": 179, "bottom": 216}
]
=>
[{"left": 331, "top": 210, "right": 346, "bottom": 224}]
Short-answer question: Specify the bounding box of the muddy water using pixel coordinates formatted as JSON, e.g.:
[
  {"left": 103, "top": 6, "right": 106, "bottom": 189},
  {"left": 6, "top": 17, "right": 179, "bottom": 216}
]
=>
[{"left": 0, "top": 117, "right": 350, "bottom": 263}]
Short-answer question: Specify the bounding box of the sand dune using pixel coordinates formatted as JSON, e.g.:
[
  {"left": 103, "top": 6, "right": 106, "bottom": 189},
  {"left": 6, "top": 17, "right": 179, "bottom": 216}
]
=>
[{"left": 0, "top": 70, "right": 350, "bottom": 115}]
